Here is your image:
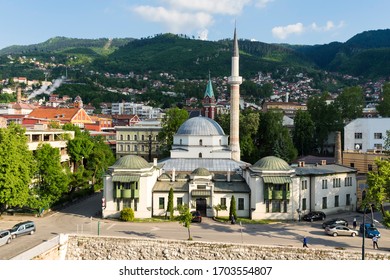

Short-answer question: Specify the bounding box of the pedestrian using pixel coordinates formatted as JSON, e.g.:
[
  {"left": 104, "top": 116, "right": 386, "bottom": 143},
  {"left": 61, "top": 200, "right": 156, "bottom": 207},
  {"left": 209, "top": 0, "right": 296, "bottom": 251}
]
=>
[
  {"left": 230, "top": 214, "right": 236, "bottom": 225},
  {"left": 303, "top": 236, "right": 308, "bottom": 248},
  {"left": 372, "top": 235, "right": 379, "bottom": 249},
  {"left": 352, "top": 218, "right": 357, "bottom": 230}
]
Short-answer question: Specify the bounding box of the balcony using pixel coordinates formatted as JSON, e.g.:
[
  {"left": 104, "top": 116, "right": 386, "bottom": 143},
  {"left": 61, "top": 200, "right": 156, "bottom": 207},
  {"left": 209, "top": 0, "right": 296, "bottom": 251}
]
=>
[
  {"left": 121, "top": 189, "right": 132, "bottom": 198},
  {"left": 264, "top": 190, "right": 290, "bottom": 200}
]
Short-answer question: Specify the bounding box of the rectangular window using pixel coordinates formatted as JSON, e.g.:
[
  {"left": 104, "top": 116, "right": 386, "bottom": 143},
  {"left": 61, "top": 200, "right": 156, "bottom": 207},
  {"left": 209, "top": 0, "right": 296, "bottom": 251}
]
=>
[
  {"left": 374, "top": 143, "right": 383, "bottom": 150},
  {"left": 354, "top": 133, "right": 362, "bottom": 139},
  {"left": 350, "top": 163, "right": 355, "bottom": 168},
  {"left": 345, "top": 177, "right": 352, "bottom": 186},
  {"left": 301, "top": 180, "right": 307, "bottom": 190},
  {"left": 333, "top": 178, "right": 341, "bottom": 188},
  {"left": 322, "top": 197, "right": 327, "bottom": 209},
  {"left": 368, "top": 164, "right": 373, "bottom": 171},
  {"left": 238, "top": 198, "right": 244, "bottom": 210},
  {"left": 159, "top": 197, "right": 165, "bottom": 209},
  {"left": 374, "top": 133, "right": 382, "bottom": 139},
  {"left": 346, "top": 194, "right": 351, "bottom": 206},
  {"left": 177, "top": 197, "right": 183, "bottom": 207},
  {"left": 322, "top": 179, "right": 327, "bottom": 189},
  {"left": 272, "top": 200, "right": 281, "bottom": 213},
  {"left": 302, "top": 198, "right": 307, "bottom": 211},
  {"left": 334, "top": 195, "right": 339, "bottom": 207},
  {"left": 220, "top": 198, "right": 226, "bottom": 208}
]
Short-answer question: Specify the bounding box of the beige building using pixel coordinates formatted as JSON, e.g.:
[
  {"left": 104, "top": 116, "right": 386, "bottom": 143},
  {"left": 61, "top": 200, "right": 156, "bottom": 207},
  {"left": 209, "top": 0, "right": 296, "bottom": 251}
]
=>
[{"left": 115, "top": 120, "right": 161, "bottom": 161}]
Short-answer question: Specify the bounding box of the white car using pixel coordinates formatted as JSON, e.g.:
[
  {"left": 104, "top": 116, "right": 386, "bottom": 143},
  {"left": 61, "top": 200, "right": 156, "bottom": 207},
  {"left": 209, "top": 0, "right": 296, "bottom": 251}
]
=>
[
  {"left": 0, "top": 230, "right": 12, "bottom": 246},
  {"left": 325, "top": 225, "right": 358, "bottom": 237}
]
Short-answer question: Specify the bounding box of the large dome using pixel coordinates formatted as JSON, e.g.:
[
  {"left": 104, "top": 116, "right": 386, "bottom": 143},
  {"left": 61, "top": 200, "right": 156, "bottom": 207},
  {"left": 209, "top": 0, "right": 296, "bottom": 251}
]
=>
[
  {"left": 176, "top": 116, "right": 225, "bottom": 136},
  {"left": 253, "top": 156, "right": 292, "bottom": 171},
  {"left": 111, "top": 155, "right": 151, "bottom": 169}
]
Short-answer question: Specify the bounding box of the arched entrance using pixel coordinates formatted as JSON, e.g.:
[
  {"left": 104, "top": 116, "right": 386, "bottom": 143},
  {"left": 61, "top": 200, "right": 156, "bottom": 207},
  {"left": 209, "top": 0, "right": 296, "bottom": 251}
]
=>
[{"left": 196, "top": 198, "right": 207, "bottom": 217}]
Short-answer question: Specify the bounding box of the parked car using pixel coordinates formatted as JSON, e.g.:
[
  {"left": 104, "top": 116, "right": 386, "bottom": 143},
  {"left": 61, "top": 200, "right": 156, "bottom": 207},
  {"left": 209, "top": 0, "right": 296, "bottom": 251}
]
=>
[
  {"left": 10, "top": 221, "right": 36, "bottom": 238},
  {"left": 0, "top": 230, "right": 12, "bottom": 246},
  {"left": 302, "top": 211, "right": 326, "bottom": 222},
  {"left": 191, "top": 211, "right": 202, "bottom": 223},
  {"left": 322, "top": 218, "right": 349, "bottom": 228},
  {"left": 325, "top": 225, "right": 358, "bottom": 237},
  {"left": 359, "top": 223, "right": 381, "bottom": 238}
]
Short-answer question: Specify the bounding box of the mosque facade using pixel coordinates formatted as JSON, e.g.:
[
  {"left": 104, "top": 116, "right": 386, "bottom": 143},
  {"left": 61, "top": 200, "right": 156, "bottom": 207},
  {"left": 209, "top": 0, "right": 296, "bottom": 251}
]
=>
[{"left": 102, "top": 29, "right": 357, "bottom": 220}]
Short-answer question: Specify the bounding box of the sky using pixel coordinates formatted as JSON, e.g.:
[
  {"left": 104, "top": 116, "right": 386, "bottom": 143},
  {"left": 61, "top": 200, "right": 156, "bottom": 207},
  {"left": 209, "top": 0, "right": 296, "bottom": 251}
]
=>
[{"left": 1, "top": 0, "right": 390, "bottom": 50}]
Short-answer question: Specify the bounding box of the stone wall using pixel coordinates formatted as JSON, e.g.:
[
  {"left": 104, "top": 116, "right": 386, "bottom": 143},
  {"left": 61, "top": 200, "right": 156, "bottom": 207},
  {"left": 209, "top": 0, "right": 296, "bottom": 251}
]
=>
[{"left": 64, "top": 235, "right": 390, "bottom": 260}]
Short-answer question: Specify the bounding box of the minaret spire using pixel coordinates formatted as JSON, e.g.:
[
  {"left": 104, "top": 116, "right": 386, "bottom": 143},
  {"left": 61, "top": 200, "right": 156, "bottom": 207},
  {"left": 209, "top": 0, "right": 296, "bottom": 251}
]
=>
[{"left": 228, "top": 26, "right": 242, "bottom": 161}]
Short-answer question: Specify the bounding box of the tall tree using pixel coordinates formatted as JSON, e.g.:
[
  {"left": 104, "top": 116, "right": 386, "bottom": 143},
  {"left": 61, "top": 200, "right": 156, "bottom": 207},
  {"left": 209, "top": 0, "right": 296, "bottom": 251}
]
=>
[
  {"left": 307, "top": 94, "right": 342, "bottom": 154},
  {"left": 366, "top": 159, "right": 390, "bottom": 225},
  {"left": 257, "top": 110, "right": 297, "bottom": 162},
  {"left": 334, "top": 86, "right": 364, "bottom": 122},
  {"left": 377, "top": 82, "right": 390, "bottom": 117},
  {"left": 158, "top": 107, "right": 189, "bottom": 157},
  {"left": 85, "top": 136, "right": 116, "bottom": 190},
  {"left": 229, "top": 195, "right": 237, "bottom": 220},
  {"left": 29, "top": 144, "right": 69, "bottom": 210},
  {"left": 293, "top": 110, "right": 315, "bottom": 156},
  {"left": 167, "top": 187, "right": 174, "bottom": 220},
  {"left": 0, "top": 123, "right": 35, "bottom": 211}
]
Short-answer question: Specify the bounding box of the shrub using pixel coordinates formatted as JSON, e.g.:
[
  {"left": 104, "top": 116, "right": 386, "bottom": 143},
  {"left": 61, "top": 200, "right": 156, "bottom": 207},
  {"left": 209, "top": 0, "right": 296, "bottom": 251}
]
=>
[{"left": 120, "top": 208, "right": 135, "bottom": 221}]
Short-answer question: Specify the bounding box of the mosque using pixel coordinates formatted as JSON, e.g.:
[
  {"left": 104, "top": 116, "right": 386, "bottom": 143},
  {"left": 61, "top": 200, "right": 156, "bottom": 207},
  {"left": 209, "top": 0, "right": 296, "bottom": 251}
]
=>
[{"left": 102, "top": 29, "right": 357, "bottom": 220}]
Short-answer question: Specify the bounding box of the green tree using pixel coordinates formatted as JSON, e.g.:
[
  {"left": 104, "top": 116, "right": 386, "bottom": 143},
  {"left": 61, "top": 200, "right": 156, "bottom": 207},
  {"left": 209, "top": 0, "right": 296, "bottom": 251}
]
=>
[
  {"left": 377, "top": 83, "right": 390, "bottom": 117},
  {"left": 213, "top": 204, "right": 226, "bottom": 218},
  {"left": 334, "top": 86, "right": 364, "bottom": 122},
  {"left": 229, "top": 195, "right": 237, "bottom": 220},
  {"left": 0, "top": 123, "right": 35, "bottom": 211},
  {"left": 366, "top": 159, "right": 390, "bottom": 219},
  {"left": 85, "top": 136, "right": 115, "bottom": 190},
  {"left": 178, "top": 204, "right": 193, "bottom": 240},
  {"left": 167, "top": 187, "right": 174, "bottom": 220},
  {"left": 257, "top": 110, "right": 297, "bottom": 162},
  {"left": 307, "top": 94, "right": 343, "bottom": 154},
  {"left": 67, "top": 131, "right": 94, "bottom": 171},
  {"left": 158, "top": 107, "right": 189, "bottom": 157},
  {"left": 292, "top": 110, "right": 315, "bottom": 156},
  {"left": 29, "top": 144, "right": 69, "bottom": 210},
  {"left": 240, "top": 110, "right": 260, "bottom": 163}
]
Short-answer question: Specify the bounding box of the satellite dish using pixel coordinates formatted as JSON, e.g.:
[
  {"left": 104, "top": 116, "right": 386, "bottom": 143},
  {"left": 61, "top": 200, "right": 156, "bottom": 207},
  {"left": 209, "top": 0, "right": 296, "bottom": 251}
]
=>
[{"left": 355, "top": 144, "right": 360, "bottom": 150}]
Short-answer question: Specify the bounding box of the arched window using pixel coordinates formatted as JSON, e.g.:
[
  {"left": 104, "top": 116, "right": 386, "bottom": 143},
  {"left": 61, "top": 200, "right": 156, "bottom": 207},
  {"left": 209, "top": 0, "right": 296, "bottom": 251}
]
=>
[
  {"left": 127, "top": 135, "right": 130, "bottom": 141},
  {"left": 199, "top": 139, "right": 203, "bottom": 146},
  {"left": 142, "top": 135, "right": 144, "bottom": 141},
  {"left": 134, "top": 135, "right": 137, "bottom": 141},
  {"left": 120, "top": 135, "right": 123, "bottom": 141},
  {"left": 199, "top": 153, "right": 202, "bottom": 158},
  {"left": 219, "top": 139, "right": 222, "bottom": 145},
  {"left": 127, "top": 145, "right": 130, "bottom": 151}
]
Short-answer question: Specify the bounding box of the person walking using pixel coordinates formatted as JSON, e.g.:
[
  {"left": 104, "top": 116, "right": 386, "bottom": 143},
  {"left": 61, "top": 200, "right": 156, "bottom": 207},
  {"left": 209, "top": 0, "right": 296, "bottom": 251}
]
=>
[
  {"left": 372, "top": 235, "right": 379, "bottom": 249},
  {"left": 303, "top": 236, "right": 308, "bottom": 248},
  {"left": 352, "top": 218, "right": 357, "bottom": 230}
]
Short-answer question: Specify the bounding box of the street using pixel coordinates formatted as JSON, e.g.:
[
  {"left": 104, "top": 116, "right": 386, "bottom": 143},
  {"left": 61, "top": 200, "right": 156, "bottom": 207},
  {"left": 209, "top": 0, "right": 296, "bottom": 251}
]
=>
[{"left": 0, "top": 192, "right": 389, "bottom": 260}]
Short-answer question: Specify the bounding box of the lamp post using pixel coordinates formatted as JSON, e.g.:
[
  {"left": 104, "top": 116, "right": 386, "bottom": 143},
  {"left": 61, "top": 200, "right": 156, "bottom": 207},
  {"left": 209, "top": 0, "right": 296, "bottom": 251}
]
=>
[{"left": 362, "top": 206, "right": 366, "bottom": 260}]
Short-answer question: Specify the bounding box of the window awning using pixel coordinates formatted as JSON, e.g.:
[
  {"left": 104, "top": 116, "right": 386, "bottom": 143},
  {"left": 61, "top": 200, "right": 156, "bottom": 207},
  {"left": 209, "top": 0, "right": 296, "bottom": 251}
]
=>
[
  {"left": 191, "top": 190, "right": 211, "bottom": 197},
  {"left": 112, "top": 175, "right": 140, "bottom": 182},
  {"left": 263, "top": 176, "right": 292, "bottom": 184}
]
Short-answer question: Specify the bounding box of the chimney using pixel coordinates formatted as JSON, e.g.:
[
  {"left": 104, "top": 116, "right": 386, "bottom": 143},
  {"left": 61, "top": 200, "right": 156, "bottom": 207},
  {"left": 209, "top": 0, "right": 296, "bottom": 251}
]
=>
[
  {"left": 335, "top": 131, "right": 342, "bottom": 164},
  {"left": 172, "top": 168, "right": 175, "bottom": 182},
  {"left": 17, "top": 87, "right": 22, "bottom": 103},
  {"left": 227, "top": 169, "right": 231, "bottom": 182}
]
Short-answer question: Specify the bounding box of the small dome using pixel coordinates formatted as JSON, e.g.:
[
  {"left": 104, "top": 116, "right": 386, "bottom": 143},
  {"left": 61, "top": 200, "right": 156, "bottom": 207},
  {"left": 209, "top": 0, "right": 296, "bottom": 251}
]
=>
[
  {"left": 253, "top": 156, "right": 292, "bottom": 171},
  {"left": 191, "top": 167, "right": 211, "bottom": 176},
  {"left": 176, "top": 116, "right": 225, "bottom": 136},
  {"left": 111, "top": 155, "right": 150, "bottom": 169}
]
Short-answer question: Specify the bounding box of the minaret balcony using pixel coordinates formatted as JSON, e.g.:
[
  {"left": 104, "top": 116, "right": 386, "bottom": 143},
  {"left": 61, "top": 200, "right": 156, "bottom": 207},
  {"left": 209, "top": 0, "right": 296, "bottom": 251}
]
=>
[{"left": 228, "top": 76, "right": 242, "bottom": 84}]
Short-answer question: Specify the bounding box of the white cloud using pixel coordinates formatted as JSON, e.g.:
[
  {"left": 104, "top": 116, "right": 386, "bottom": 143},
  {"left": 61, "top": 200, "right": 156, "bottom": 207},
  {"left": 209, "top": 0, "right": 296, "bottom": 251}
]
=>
[
  {"left": 255, "top": 0, "right": 274, "bottom": 8},
  {"left": 162, "top": 0, "right": 251, "bottom": 15},
  {"left": 272, "top": 21, "right": 345, "bottom": 40},
  {"left": 197, "top": 29, "right": 209, "bottom": 40},
  {"left": 133, "top": 6, "right": 214, "bottom": 33},
  {"left": 272, "top": 23, "right": 304, "bottom": 40}
]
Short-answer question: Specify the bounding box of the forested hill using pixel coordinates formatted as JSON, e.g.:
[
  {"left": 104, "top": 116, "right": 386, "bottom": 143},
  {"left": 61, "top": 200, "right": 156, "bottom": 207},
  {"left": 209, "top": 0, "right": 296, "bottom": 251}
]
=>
[
  {"left": 290, "top": 29, "right": 390, "bottom": 78},
  {"left": 1, "top": 29, "right": 390, "bottom": 80},
  {"left": 93, "top": 33, "right": 314, "bottom": 78},
  {"left": 0, "top": 37, "right": 135, "bottom": 56}
]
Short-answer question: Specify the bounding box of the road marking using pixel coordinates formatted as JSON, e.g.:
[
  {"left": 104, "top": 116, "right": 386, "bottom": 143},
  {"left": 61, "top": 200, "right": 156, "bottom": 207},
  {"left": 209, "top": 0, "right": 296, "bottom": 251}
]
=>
[{"left": 106, "top": 223, "right": 116, "bottom": 230}]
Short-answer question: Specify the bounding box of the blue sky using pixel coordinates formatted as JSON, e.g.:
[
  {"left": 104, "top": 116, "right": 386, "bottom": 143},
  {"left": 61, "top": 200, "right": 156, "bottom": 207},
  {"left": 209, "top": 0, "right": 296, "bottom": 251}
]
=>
[{"left": 1, "top": 0, "right": 389, "bottom": 50}]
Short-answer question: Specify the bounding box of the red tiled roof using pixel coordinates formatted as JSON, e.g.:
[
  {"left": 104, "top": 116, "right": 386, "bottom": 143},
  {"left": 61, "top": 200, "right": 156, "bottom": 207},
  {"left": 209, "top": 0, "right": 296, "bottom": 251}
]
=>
[{"left": 28, "top": 108, "right": 81, "bottom": 121}]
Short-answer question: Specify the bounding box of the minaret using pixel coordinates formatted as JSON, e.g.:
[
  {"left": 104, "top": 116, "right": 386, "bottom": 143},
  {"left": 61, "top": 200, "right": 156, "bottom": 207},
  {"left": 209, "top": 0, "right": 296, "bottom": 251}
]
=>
[{"left": 228, "top": 27, "right": 242, "bottom": 161}]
